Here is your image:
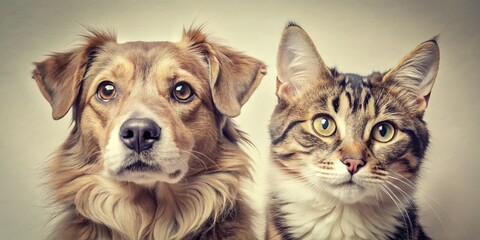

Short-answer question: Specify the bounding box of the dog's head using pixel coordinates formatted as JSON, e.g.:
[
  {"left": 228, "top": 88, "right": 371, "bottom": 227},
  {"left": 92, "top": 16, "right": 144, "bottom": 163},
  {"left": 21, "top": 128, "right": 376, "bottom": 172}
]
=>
[{"left": 33, "top": 28, "right": 266, "bottom": 185}]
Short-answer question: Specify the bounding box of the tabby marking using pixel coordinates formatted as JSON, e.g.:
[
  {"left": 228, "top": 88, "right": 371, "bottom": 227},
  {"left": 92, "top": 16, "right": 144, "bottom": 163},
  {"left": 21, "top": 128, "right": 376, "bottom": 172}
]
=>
[{"left": 266, "top": 22, "right": 439, "bottom": 240}]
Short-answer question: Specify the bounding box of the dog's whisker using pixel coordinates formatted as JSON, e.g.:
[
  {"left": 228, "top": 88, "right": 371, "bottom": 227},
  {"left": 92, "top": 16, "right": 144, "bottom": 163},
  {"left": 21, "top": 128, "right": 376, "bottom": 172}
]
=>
[{"left": 184, "top": 150, "right": 222, "bottom": 172}]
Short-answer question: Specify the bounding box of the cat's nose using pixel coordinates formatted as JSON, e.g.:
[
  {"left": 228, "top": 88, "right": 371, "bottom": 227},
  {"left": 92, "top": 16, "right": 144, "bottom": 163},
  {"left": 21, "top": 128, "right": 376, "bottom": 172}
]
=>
[{"left": 342, "top": 158, "right": 365, "bottom": 175}]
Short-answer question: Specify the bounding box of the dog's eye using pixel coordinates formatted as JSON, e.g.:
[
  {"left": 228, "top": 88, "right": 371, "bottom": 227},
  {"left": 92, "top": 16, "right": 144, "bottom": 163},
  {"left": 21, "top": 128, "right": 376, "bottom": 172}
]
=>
[
  {"left": 97, "top": 81, "right": 116, "bottom": 102},
  {"left": 172, "top": 82, "right": 194, "bottom": 103}
]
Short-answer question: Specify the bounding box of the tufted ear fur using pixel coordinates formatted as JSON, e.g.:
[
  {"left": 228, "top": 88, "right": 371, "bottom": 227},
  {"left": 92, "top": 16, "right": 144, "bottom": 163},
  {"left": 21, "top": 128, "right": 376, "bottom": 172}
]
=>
[
  {"left": 32, "top": 30, "right": 116, "bottom": 120},
  {"left": 276, "top": 22, "right": 333, "bottom": 101},
  {"left": 382, "top": 38, "right": 440, "bottom": 113},
  {"left": 181, "top": 27, "right": 267, "bottom": 117}
]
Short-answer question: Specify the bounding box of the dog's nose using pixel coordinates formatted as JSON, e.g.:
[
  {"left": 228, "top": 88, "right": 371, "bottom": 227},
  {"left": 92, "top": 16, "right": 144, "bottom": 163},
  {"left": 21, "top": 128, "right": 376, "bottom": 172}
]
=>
[{"left": 120, "top": 118, "right": 161, "bottom": 153}]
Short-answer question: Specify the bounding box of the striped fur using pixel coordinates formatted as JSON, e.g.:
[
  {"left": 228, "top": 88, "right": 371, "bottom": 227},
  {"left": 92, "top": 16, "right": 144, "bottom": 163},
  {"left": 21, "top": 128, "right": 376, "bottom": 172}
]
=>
[{"left": 266, "top": 23, "right": 439, "bottom": 240}]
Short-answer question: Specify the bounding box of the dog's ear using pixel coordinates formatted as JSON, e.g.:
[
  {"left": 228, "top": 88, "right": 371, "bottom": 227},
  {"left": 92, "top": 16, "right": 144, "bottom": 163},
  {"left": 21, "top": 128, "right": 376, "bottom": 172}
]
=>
[
  {"left": 182, "top": 28, "right": 267, "bottom": 117},
  {"left": 32, "top": 30, "right": 116, "bottom": 120}
]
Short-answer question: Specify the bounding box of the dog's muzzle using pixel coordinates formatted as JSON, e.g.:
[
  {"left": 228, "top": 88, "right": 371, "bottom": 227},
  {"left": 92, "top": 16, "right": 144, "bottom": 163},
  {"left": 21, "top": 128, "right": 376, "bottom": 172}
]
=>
[
  {"left": 120, "top": 118, "right": 161, "bottom": 153},
  {"left": 104, "top": 116, "right": 189, "bottom": 184}
]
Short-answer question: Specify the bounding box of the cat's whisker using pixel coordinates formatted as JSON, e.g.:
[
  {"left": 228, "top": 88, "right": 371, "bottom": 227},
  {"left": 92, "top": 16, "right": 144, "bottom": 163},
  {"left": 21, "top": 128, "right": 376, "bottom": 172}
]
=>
[
  {"left": 385, "top": 179, "right": 417, "bottom": 239},
  {"left": 381, "top": 185, "right": 413, "bottom": 239},
  {"left": 389, "top": 173, "right": 442, "bottom": 206},
  {"left": 311, "top": 181, "right": 327, "bottom": 194},
  {"left": 377, "top": 188, "right": 386, "bottom": 208},
  {"left": 388, "top": 173, "right": 417, "bottom": 187},
  {"left": 373, "top": 187, "right": 381, "bottom": 206},
  {"left": 385, "top": 180, "right": 415, "bottom": 205},
  {"left": 388, "top": 173, "right": 450, "bottom": 235},
  {"left": 318, "top": 182, "right": 329, "bottom": 196},
  {"left": 290, "top": 175, "right": 317, "bottom": 183},
  {"left": 361, "top": 179, "right": 385, "bottom": 184}
]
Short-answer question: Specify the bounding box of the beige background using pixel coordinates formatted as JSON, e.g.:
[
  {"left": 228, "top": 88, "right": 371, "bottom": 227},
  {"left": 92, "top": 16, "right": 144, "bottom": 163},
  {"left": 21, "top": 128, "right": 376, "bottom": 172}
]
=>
[{"left": 1, "top": 0, "right": 479, "bottom": 239}]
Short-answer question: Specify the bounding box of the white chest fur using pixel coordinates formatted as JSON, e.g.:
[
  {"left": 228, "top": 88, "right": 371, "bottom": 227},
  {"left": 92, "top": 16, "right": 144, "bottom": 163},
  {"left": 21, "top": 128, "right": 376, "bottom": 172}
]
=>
[{"left": 271, "top": 170, "right": 402, "bottom": 240}]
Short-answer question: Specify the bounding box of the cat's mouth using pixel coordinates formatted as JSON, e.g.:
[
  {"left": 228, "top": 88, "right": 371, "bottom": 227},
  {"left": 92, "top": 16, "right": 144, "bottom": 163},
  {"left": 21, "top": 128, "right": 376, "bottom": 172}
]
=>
[
  {"left": 328, "top": 179, "right": 368, "bottom": 203},
  {"left": 336, "top": 179, "right": 364, "bottom": 189}
]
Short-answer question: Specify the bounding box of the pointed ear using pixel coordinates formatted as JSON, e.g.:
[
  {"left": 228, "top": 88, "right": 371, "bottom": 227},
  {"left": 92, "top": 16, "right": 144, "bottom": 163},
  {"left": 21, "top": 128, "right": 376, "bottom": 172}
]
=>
[
  {"left": 383, "top": 38, "right": 440, "bottom": 112},
  {"left": 276, "top": 22, "right": 333, "bottom": 100},
  {"left": 32, "top": 29, "right": 116, "bottom": 120},
  {"left": 181, "top": 27, "right": 267, "bottom": 117}
]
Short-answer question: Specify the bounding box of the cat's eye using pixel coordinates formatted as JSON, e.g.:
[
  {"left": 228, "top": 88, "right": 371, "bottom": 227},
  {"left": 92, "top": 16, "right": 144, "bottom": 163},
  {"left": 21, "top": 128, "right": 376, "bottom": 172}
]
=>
[
  {"left": 312, "top": 115, "right": 337, "bottom": 137},
  {"left": 372, "top": 122, "right": 396, "bottom": 143},
  {"left": 172, "top": 82, "right": 194, "bottom": 103},
  {"left": 96, "top": 81, "right": 116, "bottom": 102}
]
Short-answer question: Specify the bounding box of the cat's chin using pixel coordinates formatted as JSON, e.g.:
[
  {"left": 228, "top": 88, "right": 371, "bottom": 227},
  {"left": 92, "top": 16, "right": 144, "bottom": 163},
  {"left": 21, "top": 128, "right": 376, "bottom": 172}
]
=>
[{"left": 326, "top": 182, "right": 371, "bottom": 204}]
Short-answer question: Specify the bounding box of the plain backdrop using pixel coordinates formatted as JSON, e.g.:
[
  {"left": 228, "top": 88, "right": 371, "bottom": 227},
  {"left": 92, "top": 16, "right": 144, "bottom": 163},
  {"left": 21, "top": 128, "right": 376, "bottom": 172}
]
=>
[{"left": 1, "top": 0, "right": 479, "bottom": 239}]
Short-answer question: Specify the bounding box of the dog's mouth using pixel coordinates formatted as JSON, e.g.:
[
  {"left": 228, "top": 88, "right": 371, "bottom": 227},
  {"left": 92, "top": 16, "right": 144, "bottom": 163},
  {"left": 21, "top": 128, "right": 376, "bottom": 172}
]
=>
[
  {"left": 123, "top": 160, "right": 160, "bottom": 172},
  {"left": 112, "top": 158, "right": 186, "bottom": 184},
  {"left": 121, "top": 160, "right": 183, "bottom": 178}
]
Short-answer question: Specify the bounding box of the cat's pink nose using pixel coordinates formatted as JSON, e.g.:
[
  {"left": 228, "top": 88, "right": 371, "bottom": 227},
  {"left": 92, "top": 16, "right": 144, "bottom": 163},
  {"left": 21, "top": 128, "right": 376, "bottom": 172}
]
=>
[{"left": 342, "top": 159, "right": 365, "bottom": 175}]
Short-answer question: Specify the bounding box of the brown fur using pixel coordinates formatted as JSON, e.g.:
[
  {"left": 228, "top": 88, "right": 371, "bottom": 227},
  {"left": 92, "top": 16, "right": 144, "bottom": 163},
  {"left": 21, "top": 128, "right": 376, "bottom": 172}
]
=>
[{"left": 33, "top": 27, "right": 266, "bottom": 239}]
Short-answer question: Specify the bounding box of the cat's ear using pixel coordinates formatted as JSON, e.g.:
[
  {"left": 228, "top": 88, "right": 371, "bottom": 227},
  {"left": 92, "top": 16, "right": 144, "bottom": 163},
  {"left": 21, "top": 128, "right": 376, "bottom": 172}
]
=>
[
  {"left": 276, "top": 22, "right": 333, "bottom": 101},
  {"left": 383, "top": 39, "right": 440, "bottom": 113}
]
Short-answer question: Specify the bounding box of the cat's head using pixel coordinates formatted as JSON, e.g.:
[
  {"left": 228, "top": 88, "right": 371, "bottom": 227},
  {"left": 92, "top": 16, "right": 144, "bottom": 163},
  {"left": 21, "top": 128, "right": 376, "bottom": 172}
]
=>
[{"left": 270, "top": 23, "right": 439, "bottom": 204}]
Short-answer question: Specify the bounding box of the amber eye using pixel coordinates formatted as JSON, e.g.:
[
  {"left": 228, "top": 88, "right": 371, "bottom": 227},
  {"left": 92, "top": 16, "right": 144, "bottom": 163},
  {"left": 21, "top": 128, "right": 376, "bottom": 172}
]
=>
[
  {"left": 172, "top": 82, "right": 194, "bottom": 103},
  {"left": 312, "top": 115, "right": 337, "bottom": 137},
  {"left": 96, "top": 81, "right": 116, "bottom": 102},
  {"left": 372, "top": 122, "right": 396, "bottom": 143}
]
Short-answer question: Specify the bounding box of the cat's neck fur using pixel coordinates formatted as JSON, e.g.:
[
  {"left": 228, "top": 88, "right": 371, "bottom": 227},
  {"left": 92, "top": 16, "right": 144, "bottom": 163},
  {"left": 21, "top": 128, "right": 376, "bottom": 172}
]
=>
[{"left": 270, "top": 168, "right": 411, "bottom": 240}]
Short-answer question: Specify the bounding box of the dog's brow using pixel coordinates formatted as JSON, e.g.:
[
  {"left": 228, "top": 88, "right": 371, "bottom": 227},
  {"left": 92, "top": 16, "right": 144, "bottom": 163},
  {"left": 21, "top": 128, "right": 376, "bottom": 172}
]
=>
[
  {"left": 153, "top": 58, "right": 177, "bottom": 81},
  {"left": 111, "top": 57, "right": 135, "bottom": 80}
]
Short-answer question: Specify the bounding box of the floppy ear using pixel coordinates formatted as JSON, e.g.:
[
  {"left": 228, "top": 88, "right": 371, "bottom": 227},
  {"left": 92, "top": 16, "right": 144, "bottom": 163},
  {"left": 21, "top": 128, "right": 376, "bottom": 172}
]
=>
[
  {"left": 181, "top": 28, "right": 267, "bottom": 117},
  {"left": 276, "top": 22, "right": 333, "bottom": 101},
  {"left": 32, "top": 30, "right": 116, "bottom": 120},
  {"left": 382, "top": 38, "right": 440, "bottom": 113}
]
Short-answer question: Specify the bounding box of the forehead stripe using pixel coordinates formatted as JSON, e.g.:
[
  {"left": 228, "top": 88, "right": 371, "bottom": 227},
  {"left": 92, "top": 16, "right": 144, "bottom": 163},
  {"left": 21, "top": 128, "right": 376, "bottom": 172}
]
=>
[
  {"left": 332, "top": 96, "right": 340, "bottom": 113},
  {"left": 363, "top": 93, "right": 371, "bottom": 112},
  {"left": 272, "top": 120, "right": 305, "bottom": 145},
  {"left": 345, "top": 92, "right": 352, "bottom": 108}
]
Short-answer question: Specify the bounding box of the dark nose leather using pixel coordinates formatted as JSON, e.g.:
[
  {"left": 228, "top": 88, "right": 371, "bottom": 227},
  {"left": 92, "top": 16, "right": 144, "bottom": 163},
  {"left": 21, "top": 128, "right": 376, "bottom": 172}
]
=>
[
  {"left": 342, "top": 158, "right": 365, "bottom": 175},
  {"left": 120, "top": 118, "right": 161, "bottom": 153}
]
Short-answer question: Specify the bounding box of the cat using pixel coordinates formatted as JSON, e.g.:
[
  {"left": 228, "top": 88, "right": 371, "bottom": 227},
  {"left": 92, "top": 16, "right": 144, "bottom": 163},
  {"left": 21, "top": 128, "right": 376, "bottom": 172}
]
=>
[{"left": 265, "top": 22, "right": 439, "bottom": 240}]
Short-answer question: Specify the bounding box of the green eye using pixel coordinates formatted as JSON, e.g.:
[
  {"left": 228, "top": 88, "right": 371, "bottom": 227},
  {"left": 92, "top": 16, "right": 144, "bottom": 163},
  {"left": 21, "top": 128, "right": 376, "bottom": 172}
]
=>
[
  {"left": 312, "top": 115, "right": 336, "bottom": 137},
  {"left": 372, "top": 122, "right": 396, "bottom": 143}
]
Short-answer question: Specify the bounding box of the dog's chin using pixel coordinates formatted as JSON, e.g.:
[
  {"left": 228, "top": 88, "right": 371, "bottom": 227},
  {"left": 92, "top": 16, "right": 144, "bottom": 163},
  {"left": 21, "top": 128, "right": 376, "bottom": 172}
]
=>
[
  {"left": 107, "top": 159, "right": 188, "bottom": 185},
  {"left": 115, "top": 170, "right": 184, "bottom": 185}
]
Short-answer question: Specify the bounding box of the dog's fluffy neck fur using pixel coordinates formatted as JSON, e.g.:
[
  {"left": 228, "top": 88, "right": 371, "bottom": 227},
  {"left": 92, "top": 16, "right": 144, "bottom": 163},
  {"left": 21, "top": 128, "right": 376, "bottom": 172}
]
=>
[{"left": 46, "top": 119, "right": 252, "bottom": 240}]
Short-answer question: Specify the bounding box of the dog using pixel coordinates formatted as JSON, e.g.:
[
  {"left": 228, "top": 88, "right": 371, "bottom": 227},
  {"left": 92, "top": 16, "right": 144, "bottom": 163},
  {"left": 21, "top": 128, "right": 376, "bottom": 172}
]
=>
[{"left": 33, "top": 27, "right": 266, "bottom": 239}]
